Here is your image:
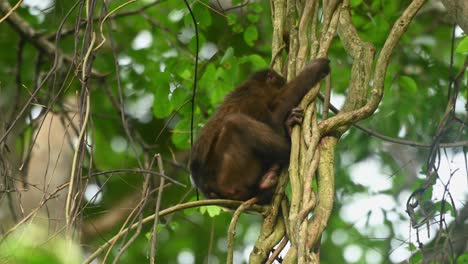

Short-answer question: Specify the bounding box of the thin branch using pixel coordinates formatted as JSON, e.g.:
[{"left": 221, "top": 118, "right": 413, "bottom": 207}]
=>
[
  {"left": 87, "top": 168, "right": 185, "bottom": 187},
  {"left": 321, "top": 93, "right": 468, "bottom": 148},
  {"left": 83, "top": 199, "right": 266, "bottom": 263},
  {"left": 0, "top": 0, "right": 23, "bottom": 23},
  {"left": 65, "top": 32, "right": 95, "bottom": 228},
  {"left": 227, "top": 197, "right": 258, "bottom": 264},
  {"left": 319, "top": 0, "right": 428, "bottom": 134},
  {"left": 150, "top": 155, "right": 166, "bottom": 263}
]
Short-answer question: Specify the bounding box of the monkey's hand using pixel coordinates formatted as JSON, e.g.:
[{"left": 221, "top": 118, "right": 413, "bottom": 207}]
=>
[{"left": 285, "top": 107, "right": 304, "bottom": 136}]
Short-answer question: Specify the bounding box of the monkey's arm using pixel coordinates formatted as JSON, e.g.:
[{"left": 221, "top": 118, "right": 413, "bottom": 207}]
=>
[
  {"left": 214, "top": 113, "right": 290, "bottom": 162},
  {"left": 271, "top": 58, "right": 330, "bottom": 127}
]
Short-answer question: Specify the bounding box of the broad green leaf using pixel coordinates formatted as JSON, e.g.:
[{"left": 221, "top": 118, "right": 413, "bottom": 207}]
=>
[
  {"left": 455, "top": 36, "right": 468, "bottom": 53},
  {"left": 178, "top": 68, "right": 192, "bottom": 80},
  {"left": 170, "top": 86, "right": 190, "bottom": 109},
  {"left": 220, "top": 47, "right": 234, "bottom": 64},
  {"left": 371, "top": 0, "right": 381, "bottom": 9},
  {"left": 239, "top": 54, "right": 268, "bottom": 69},
  {"left": 243, "top": 26, "right": 258, "bottom": 47},
  {"left": 399, "top": 76, "right": 418, "bottom": 94},
  {"left": 193, "top": 4, "right": 212, "bottom": 29},
  {"left": 409, "top": 251, "right": 422, "bottom": 262},
  {"left": 199, "top": 64, "right": 217, "bottom": 86},
  {"left": 351, "top": 15, "right": 367, "bottom": 28},
  {"left": 232, "top": 24, "right": 243, "bottom": 33},
  {"left": 152, "top": 72, "right": 173, "bottom": 118},
  {"left": 458, "top": 253, "right": 468, "bottom": 263},
  {"left": 250, "top": 3, "right": 263, "bottom": 13},
  {"left": 227, "top": 13, "right": 238, "bottom": 26},
  {"left": 200, "top": 205, "right": 222, "bottom": 217},
  {"left": 247, "top": 14, "right": 259, "bottom": 23},
  {"left": 435, "top": 201, "right": 455, "bottom": 217},
  {"left": 184, "top": 4, "right": 211, "bottom": 29},
  {"left": 210, "top": 67, "right": 228, "bottom": 104},
  {"left": 171, "top": 116, "right": 191, "bottom": 148},
  {"left": 351, "top": 0, "right": 363, "bottom": 7},
  {"left": 189, "top": 33, "right": 206, "bottom": 54},
  {"left": 407, "top": 243, "right": 417, "bottom": 251}
]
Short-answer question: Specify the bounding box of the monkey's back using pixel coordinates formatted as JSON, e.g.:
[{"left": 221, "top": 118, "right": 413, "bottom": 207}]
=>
[{"left": 190, "top": 79, "right": 278, "bottom": 199}]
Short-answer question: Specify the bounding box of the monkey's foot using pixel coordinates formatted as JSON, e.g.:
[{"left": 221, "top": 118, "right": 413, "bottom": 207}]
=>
[{"left": 258, "top": 164, "right": 281, "bottom": 190}]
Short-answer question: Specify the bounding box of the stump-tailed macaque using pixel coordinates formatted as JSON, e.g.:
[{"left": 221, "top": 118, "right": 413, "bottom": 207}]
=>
[{"left": 190, "top": 58, "right": 330, "bottom": 204}]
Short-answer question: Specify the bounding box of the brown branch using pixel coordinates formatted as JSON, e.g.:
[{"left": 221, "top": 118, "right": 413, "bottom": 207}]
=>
[
  {"left": 0, "top": 1, "right": 104, "bottom": 78},
  {"left": 271, "top": 0, "right": 287, "bottom": 72},
  {"left": 46, "top": 0, "right": 166, "bottom": 39},
  {"left": 227, "top": 197, "right": 258, "bottom": 264},
  {"left": 320, "top": 93, "right": 468, "bottom": 148},
  {"left": 150, "top": 155, "right": 166, "bottom": 263},
  {"left": 319, "top": 0, "right": 428, "bottom": 135},
  {"left": 0, "top": 0, "right": 23, "bottom": 23},
  {"left": 306, "top": 136, "right": 336, "bottom": 249},
  {"left": 87, "top": 168, "right": 185, "bottom": 187}
]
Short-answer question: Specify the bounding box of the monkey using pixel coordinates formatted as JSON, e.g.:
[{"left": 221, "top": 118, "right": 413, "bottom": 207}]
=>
[{"left": 190, "top": 58, "right": 330, "bottom": 204}]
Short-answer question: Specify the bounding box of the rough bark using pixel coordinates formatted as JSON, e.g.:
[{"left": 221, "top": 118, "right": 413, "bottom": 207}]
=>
[{"left": 441, "top": 0, "right": 468, "bottom": 33}]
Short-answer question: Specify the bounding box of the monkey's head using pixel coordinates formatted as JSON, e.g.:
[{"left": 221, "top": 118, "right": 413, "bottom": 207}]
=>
[{"left": 250, "top": 69, "right": 286, "bottom": 90}]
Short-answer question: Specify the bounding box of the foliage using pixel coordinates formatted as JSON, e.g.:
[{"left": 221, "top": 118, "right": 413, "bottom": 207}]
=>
[{"left": 0, "top": 0, "right": 466, "bottom": 263}]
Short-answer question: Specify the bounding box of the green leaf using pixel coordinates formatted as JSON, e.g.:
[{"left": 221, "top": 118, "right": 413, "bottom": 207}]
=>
[
  {"left": 170, "top": 86, "right": 190, "bottom": 109},
  {"left": 351, "top": 15, "right": 367, "bottom": 28},
  {"left": 196, "top": 6, "right": 212, "bottom": 29},
  {"left": 210, "top": 67, "right": 228, "bottom": 105},
  {"left": 189, "top": 33, "right": 206, "bottom": 54},
  {"left": 227, "top": 13, "right": 238, "bottom": 26},
  {"left": 152, "top": 72, "right": 173, "bottom": 118},
  {"left": 250, "top": 3, "right": 263, "bottom": 13},
  {"left": 458, "top": 252, "right": 468, "bottom": 263},
  {"left": 455, "top": 36, "right": 468, "bottom": 53},
  {"left": 200, "top": 205, "right": 222, "bottom": 217},
  {"left": 247, "top": 14, "right": 259, "bottom": 23},
  {"left": 220, "top": 47, "right": 234, "bottom": 64},
  {"left": 200, "top": 64, "right": 217, "bottom": 84},
  {"left": 435, "top": 200, "right": 455, "bottom": 217},
  {"left": 239, "top": 54, "right": 268, "bottom": 69},
  {"left": 399, "top": 76, "right": 418, "bottom": 94},
  {"left": 232, "top": 24, "right": 243, "bottom": 33},
  {"left": 243, "top": 26, "right": 258, "bottom": 47},
  {"left": 409, "top": 251, "right": 422, "bottom": 263},
  {"left": 350, "top": 0, "right": 363, "bottom": 7},
  {"left": 371, "top": 0, "right": 381, "bottom": 9},
  {"left": 407, "top": 243, "right": 417, "bottom": 251},
  {"left": 178, "top": 68, "right": 192, "bottom": 80},
  {"left": 171, "top": 116, "right": 191, "bottom": 148},
  {"left": 185, "top": 4, "right": 211, "bottom": 29}
]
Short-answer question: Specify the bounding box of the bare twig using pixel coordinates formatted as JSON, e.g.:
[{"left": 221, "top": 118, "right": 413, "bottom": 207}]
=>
[
  {"left": 0, "top": 0, "right": 23, "bottom": 23},
  {"left": 227, "top": 197, "right": 258, "bottom": 264},
  {"left": 84, "top": 199, "right": 265, "bottom": 263},
  {"left": 149, "top": 155, "right": 166, "bottom": 263}
]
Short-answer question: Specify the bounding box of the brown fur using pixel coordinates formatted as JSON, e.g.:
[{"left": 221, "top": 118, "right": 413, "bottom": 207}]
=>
[{"left": 190, "top": 58, "right": 330, "bottom": 204}]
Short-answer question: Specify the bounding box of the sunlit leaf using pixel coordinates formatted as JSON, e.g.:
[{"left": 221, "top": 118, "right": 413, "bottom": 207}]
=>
[
  {"left": 152, "top": 72, "right": 173, "bottom": 118},
  {"left": 455, "top": 36, "right": 468, "bottom": 53},
  {"left": 243, "top": 26, "right": 258, "bottom": 47},
  {"left": 399, "top": 75, "right": 418, "bottom": 94},
  {"left": 200, "top": 205, "right": 222, "bottom": 217}
]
